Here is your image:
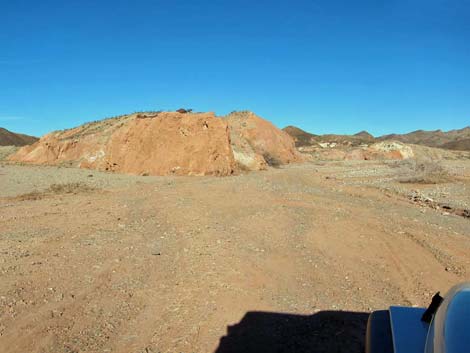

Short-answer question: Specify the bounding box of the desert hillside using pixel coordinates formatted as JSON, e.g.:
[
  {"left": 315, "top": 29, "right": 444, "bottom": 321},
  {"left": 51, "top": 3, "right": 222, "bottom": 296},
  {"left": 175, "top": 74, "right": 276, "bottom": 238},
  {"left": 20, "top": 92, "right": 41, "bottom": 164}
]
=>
[
  {"left": 9, "top": 111, "right": 300, "bottom": 176},
  {"left": 2, "top": 110, "right": 469, "bottom": 353},
  {"left": 1, "top": 116, "right": 470, "bottom": 353},
  {"left": 379, "top": 126, "right": 470, "bottom": 150},
  {"left": 0, "top": 127, "right": 38, "bottom": 146},
  {"left": 283, "top": 126, "right": 318, "bottom": 147},
  {"left": 284, "top": 125, "right": 470, "bottom": 151},
  {"left": 441, "top": 138, "right": 470, "bottom": 151},
  {"left": 1, "top": 158, "right": 469, "bottom": 353},
  {"left": 283, "top": 126, "right": 374, "bottom": 148}
]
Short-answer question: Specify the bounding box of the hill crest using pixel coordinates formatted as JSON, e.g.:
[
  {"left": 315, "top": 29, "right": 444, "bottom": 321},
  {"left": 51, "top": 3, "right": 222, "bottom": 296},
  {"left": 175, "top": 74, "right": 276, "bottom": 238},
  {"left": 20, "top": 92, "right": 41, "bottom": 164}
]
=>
[{"left": 0, "top": 127, "right": 38, "bottom": 146}]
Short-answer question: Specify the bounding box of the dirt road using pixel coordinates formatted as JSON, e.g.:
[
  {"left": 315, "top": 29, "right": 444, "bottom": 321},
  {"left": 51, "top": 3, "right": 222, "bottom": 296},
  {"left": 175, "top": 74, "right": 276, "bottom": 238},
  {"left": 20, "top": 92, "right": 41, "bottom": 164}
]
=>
[{"left": 1, "top": 161, "right": 469, "bottom": 352}]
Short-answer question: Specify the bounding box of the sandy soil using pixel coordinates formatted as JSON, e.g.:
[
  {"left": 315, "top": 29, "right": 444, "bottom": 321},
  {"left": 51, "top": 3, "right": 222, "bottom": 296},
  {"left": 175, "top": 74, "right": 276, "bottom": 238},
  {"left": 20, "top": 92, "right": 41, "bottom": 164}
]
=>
[
  {"left": 1, "top": 161, "right": 469, "bottom": 353},
  {"left": 0, "top": 147, "right": 18, "bottom": 162}
]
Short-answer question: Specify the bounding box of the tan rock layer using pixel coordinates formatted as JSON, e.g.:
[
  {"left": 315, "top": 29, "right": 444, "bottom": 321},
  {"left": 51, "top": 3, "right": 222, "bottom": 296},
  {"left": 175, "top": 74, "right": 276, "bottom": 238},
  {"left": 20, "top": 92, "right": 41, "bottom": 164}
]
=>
[
  {"left": 301, "top": 141, "right": 415, "bottom": 161},
  {"left": 225, "top": 111, "right": 302, "bottom": 169}
]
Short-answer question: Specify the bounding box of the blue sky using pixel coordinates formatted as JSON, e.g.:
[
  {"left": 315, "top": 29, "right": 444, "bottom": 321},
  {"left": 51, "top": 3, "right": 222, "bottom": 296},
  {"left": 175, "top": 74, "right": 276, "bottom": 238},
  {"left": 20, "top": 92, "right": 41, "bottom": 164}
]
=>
[{"left": 1, "top": 0, "right": 469, "bottom": 137}]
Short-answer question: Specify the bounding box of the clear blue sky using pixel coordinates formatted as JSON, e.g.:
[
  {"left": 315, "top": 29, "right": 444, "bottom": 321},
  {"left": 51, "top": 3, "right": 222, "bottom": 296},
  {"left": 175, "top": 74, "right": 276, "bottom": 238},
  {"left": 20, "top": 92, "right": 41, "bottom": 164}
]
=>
[{"left": 1, "top": 0, "right": 469, "bottom": 137}]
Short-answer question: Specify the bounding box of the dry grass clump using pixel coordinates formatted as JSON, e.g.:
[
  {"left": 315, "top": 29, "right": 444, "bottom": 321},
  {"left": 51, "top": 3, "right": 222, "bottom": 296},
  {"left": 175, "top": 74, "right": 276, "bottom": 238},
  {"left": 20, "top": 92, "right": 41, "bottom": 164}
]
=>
[
  {"left": 15, "top": 191, "right": 45, "bottom": 201},
  {"left": 12, "top": 182, "right": 95, "bottom": 202},
  {"left": 0, "top": 146, "right": 19, "bottom": 161},
  {"left": 48, "top": 182, "right": 94, "bottom": 194},
  {"left": 393, "top": 158, "right": 452, "bottom": 184}
]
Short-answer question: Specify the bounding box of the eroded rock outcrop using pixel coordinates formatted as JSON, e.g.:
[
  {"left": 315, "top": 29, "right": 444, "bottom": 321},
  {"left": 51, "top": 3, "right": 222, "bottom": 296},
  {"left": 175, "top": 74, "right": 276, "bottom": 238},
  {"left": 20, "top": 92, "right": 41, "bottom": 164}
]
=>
[
  {"left": 10, "top": 112, "right": 237, "bottom": 176},
  {"left": 368, "top": 141, "right": 414, "bottom": 159},
  {"left": 300, "top": 140, "right": 415, "bottom": 161},
  {"left": 225, "top": 111, "right": 302, "bottom": 170},
  {"left": 10, "top": 111, "right": 301, "bottom": 176}
]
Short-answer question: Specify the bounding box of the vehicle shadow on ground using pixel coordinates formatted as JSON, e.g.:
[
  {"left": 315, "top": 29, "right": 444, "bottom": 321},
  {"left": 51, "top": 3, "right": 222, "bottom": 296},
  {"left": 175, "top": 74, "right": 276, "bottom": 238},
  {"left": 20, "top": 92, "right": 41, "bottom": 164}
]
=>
[{"left": 214, "top": 310, "right": 369, "bottom": 353}]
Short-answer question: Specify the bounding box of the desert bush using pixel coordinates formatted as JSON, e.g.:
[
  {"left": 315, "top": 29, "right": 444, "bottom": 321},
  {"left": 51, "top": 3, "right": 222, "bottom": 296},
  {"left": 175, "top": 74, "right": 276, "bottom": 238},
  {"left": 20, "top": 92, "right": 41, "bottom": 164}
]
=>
[
  {"left": 11, "top": 183, "right": 94, "bottom": 202},
  {"left": 394, "top": 158, "right": 451, "bottom": 184},
  {"left": 15, "top": 191, "right": 45, "bottom": 201},
  {"left": 48, "top": 182, "right": 94, "bottom": 194},
  {"left": 176, "top": 108, "right": 193, "bottom": 114},
  {"left": 262, "top": 153, "right": 282, "bottom": 168}
]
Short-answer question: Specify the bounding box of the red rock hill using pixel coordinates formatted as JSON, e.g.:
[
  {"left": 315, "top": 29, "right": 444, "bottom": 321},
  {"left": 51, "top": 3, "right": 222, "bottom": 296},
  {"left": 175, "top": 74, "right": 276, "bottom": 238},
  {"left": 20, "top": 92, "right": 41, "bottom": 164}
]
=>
[{"left": 10, "top": 111, "right": 300, "bottom": 176}]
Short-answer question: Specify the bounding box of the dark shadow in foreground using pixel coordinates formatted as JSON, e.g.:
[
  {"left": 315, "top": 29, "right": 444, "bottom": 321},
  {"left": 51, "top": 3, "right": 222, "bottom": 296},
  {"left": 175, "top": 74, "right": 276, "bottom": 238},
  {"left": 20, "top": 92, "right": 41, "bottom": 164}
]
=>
[{"left": 214, "top": 310, "right": 369, "bottom": 353}]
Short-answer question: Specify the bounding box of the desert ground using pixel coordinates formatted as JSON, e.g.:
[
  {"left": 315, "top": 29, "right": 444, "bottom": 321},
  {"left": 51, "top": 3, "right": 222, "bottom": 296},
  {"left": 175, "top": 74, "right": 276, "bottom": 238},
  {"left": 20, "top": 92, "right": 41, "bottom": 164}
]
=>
[{"left": 1, "top": 159, "right": 469, "bottom": 353}]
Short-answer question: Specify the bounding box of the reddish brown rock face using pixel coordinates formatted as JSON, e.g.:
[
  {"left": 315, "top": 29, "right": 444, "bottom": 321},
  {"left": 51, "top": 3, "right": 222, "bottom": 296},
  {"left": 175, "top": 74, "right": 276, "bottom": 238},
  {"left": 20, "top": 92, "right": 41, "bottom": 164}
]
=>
[
  {"left": 103, "top": 112, "right": 237, "bottom": 176},
  {"left": 10, "top": 112, "right": 237, "bottom": 176},
  {"left": 9, "top": 111, "right": 301, "bottom": 176}
]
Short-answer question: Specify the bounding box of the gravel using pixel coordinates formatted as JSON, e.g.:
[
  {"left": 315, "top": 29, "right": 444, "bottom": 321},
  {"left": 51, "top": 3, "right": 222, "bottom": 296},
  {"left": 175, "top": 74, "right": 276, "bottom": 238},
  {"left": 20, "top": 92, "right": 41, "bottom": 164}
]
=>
[{"left": 0, "top": 163, "right": 160, "bottom": 197}]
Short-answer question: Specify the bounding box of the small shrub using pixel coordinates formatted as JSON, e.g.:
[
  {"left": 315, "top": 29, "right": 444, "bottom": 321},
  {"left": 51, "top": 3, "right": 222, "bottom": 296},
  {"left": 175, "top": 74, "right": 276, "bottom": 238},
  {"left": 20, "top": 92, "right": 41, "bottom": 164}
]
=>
[
  {"left": 395, "top": 159, "right": 451, "bottom": 184},
  {"left": 176, "top": 108, "right": 192, "bottom": 114},
  {"left": 263, "top": 153, "right": 282, "bottom": 168}
]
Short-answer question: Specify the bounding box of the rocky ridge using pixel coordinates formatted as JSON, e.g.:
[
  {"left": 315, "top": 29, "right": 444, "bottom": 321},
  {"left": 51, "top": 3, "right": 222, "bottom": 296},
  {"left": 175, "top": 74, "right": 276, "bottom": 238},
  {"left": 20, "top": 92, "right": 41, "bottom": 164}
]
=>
[{"left": 284, "top": 125, "right": 470, "bottom": 152}]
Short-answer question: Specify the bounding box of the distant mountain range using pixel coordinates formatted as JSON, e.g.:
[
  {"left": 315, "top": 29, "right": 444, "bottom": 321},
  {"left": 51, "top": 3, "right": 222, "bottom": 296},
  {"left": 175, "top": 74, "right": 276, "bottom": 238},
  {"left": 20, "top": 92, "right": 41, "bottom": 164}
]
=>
[
  {"left": 0, "top": 127, "right": 38, "bottom": 146},
  {"left": 283, "top": 126, "right": 374, "bottom": 147},
  {"left": 283, "top": 126, "right": 470, "bottom": 151},
  {"left": 3, "top": 122, "right": 470, "bottom": 152},
  {"left": 377, "top": 127, "right": 470, "bottom": 151}
]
